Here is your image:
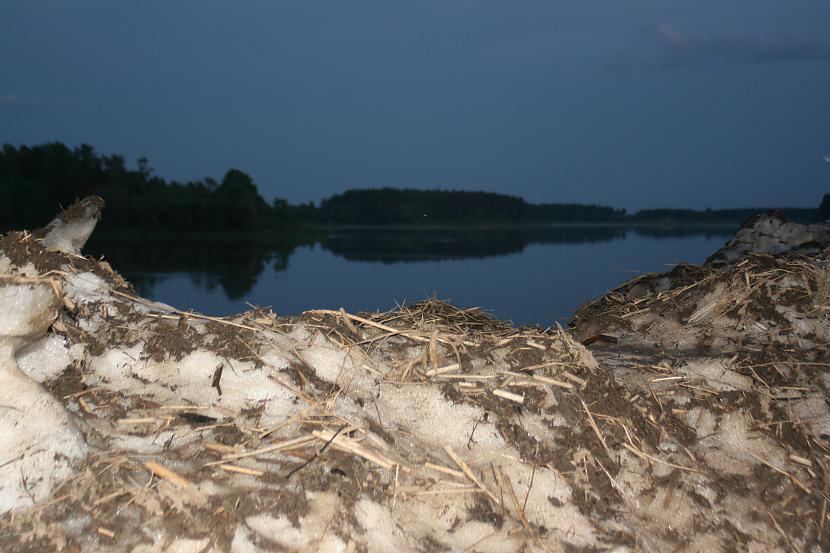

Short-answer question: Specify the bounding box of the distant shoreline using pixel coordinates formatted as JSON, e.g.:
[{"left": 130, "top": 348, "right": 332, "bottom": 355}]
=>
[
  {"left": 306, "top": 221, "right": 740, "bottom": 231},
  {"left": 83, "top": 221, "right": 741, "bottom": 243}
]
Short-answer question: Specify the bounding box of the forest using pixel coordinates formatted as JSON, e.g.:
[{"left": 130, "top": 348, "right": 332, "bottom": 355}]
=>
[
  {"left": 0, "top": 142, "right": 823, "bottom": 232},
  {"left": 0, "top": 143, "right": 297, "bottom": 233},
  {"left": 298, "top": 188, "right": 626, "bottom": 224}
]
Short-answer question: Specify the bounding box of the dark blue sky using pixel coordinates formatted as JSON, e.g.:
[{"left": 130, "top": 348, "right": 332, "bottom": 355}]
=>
[{"left": 2, "top": 1, "right": 829, "bottom": 210}]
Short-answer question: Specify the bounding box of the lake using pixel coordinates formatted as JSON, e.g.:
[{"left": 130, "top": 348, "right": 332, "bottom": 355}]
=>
[{"left": 86, "top": 226, "right": 736, "bottom": 327}]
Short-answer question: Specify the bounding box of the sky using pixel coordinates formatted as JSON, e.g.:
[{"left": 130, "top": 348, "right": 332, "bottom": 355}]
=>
[{"left": 2, "top": 1, "right": 829, "bottom": 211}]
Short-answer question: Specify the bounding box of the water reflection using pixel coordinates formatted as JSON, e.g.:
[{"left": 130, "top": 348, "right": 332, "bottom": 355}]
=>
[
  {"left": 322, "top": 226, "right": 629, "bottom": 262},
  {"left": 86, "top": 235, "right": 303, "bottom": 299},
  {"left": 85, "top": 225, "right": 736, "bottom": 322}
]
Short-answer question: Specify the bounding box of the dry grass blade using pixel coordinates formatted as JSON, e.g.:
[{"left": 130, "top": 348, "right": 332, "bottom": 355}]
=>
[
  {"left": 307, "top": 309, "right": 430, "bottom": 343},
  {"left": 499, "top": 470, "right": 531, "bottom": 533},
  {"left": 219, "top": 434, "right": 317, "bottom": 462},
  {"left": 580, "top": 398, "right": 609, "bottom": 455},
  {"left": 621, "top": 443, "right": 701, "bottom": 474},
  {"left": 313, "top": 429, "right": 397, "bottom": 470},
  {"left": 424, "top": 462, "right": 466, "bottom": 479},
  {"left": 112, "top": 288, "right": 261, "bottom": 332},
  {"left": 443, "top": 445, "right": 499, "bottom": 505}
]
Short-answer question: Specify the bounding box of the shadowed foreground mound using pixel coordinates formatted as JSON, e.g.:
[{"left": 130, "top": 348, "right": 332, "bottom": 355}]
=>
[{"left": 0, "top": 201, "right": 828, "bottom": 552}]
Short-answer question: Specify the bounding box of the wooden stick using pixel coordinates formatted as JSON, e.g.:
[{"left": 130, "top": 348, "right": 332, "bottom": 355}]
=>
[
  {"left": 425, "top": 363, "right": 461, "bottom": 377},
  {"left": 219, "top": 464, "right": 264, "bottom": 477},
  {"left": 560, "top": 371, "right": 587, "bottom": 387},
  {"left": 118, "top": 417, "right": 157, "bottom": 425},
  {"left": 493, "top": 389, "right": 525, "bottom": 404},
  {"left": 144, "top": 460, "right": 191, "bottom": 488},
  {"left": 532, "top": 375, "right": 574, "bottom": 389}
]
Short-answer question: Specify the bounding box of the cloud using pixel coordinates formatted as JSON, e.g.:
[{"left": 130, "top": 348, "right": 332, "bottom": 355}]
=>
[{"left": 654, "top": 23, "right": 830, "bottom": 65}]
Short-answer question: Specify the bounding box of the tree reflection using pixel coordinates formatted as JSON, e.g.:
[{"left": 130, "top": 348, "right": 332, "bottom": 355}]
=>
[
  {"left": 84, "top": 225, "right": 736, "bottom": 298},
  {"left": 320, "top": 226, "right": 631, "bottom": 262},
  {"left": 86, "top": 234, "right": 301, "bottom": 299}
]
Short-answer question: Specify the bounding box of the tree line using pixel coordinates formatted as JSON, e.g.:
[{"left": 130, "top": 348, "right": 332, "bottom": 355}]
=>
[
  {"left": 297, "top": 188, "right": 626, "bottom": 225},
  {"left": 0, "top": 142, "right": 823, "bottom": 233},
  {"left": 306, "top": 189, "right": 820, "bottom": 225},
  {"left": 0, "top": 142, "right": 297, "bottom": 233}
]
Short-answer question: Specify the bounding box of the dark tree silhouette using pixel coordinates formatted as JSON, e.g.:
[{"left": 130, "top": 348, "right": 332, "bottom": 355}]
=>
[
  {"left": 0, "top": 142, "right": 301, "bottom": 233},
  {"left": 0, "top": 142, "right": 821, "bottom": 233}
]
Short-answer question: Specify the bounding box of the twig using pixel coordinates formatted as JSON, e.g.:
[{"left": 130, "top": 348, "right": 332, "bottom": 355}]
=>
[
  {"left": 522, "top": 445, "right": 538, "bottom": 513},
  {"left": 286, "top": 426, "right": 347, "bottom": 479},
  {"left": 443, "top": 445, "right": 499, "bottom": 505},
  {"left": 621, "top": 443, "right": 702, "bottom": 474}
]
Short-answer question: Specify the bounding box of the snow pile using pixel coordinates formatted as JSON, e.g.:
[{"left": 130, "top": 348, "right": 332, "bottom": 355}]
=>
[
  {"left": 572, "top": 228, "right": 830, "bottom": 353},
  {"left": 0, "top": 202, "right": 826, "bottom": 551},
  {"left": 707, "top": 211, "right": 830, "bottom": 266},
  {"left": 0, "top": 278, "right": 87, "bottom": 512}
]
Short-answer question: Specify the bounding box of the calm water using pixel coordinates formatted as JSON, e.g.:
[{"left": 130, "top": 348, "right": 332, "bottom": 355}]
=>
[{"left": 88, "top": 226, "right": 735, "bottom": 327}]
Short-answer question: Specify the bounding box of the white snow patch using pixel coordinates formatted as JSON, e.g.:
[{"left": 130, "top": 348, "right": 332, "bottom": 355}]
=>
[
  {"left": 379, "top": 383, "right": 504, "bottom": 454},
  {"left": 17, "top": 333, "right": 71, "bottom": 383},
  {"left": 711, "top": 411, "right": 785, "bottom": 475},
  {"left": 685, "top": 406, "right": 717, "bottom": 440},
  {"left": 88, "top": 347, "right": 299, "bottom": 425},
  {"left": 0, "top": 283, "right": 87, "bottom": 511},
  {"left": 230, "top": 525, "right": 258, "bottom": 553},
  {"left": 64, "top": 271, "right": 109, "bottom": 300},
  {"left": 131, "top": 536, "right": 215, "bottom": 553},
  {"left": 354, "top": 498, "right": 410, "bottom": 552},
  {"left": 678, "top": 359, "right": 752, "bottom": 392},
  {"left": 302, "top": 334, "right": 358, "bottom": 386},
  {"left": 246, "top": 492, "right": 346, "bottom": 553}
]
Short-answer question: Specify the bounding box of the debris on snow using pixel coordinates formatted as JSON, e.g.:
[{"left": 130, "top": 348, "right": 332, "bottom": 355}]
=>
[{"left": 0, "top": 202, "right": 827, "bottom": 552}]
